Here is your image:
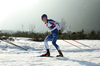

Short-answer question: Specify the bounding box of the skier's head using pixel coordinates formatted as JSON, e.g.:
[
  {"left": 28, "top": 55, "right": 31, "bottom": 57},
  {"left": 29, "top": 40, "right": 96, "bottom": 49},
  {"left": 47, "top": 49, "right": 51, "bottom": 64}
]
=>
[{"left": 41, "top": 14, "right": 47, "bottom": 22}]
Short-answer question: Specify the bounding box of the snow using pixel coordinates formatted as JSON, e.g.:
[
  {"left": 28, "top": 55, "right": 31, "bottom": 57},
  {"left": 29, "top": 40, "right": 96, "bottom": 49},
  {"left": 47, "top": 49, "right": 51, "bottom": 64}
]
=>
[{"left": 0, "top": 37, "right": 100, "bottom": 66}]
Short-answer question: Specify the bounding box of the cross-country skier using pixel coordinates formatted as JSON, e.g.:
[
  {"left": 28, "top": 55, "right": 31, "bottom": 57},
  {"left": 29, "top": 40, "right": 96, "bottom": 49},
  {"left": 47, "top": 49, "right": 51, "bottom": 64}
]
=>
[{"left": 41, "top": 14, "right": 63, "bottom": 57}]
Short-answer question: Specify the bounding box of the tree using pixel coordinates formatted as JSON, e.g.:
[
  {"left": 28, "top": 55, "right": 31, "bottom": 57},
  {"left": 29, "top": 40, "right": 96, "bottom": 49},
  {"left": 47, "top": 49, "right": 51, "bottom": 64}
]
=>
[
  {"left": 71, "top": 32, "right": 77, "bottom": 39},
  {"left": 97, "top": 30, "right": 100, "bottom": 39},
  {"left": 76, "top": 29, "right": 86, "bottom": 39},
  {"left": 89, "top": 30, "right": 97, "bottom": 39},
  {"left": 21, "top": 24, "right": 24, "bottom": 32},
  {"left": 29, "top": 24, "right": 35, "bottom": 33},
  {"left": 60, "top": 18, "right": 67, "bottom": 32}
]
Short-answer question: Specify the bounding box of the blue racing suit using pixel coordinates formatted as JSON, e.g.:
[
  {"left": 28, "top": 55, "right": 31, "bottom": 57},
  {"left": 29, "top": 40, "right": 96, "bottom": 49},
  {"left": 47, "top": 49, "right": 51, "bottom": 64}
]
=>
[{"left": 44, "top": 19, "right": 61, "bottom": 50}]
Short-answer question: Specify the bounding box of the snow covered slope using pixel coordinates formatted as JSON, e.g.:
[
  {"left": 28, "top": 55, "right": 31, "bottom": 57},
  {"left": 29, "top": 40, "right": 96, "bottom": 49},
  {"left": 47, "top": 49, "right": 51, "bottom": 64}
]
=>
[{"left": 0, "top": 37, "right": 100, "bottom": 66}]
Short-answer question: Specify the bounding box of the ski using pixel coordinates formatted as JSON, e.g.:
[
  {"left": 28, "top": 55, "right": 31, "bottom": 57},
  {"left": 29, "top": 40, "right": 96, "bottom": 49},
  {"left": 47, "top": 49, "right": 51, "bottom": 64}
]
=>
[
  {"left": 37, "top": 56, "right": 54, "bottom": 58},
  {"left": 3, "top": 40, "right": 28, "bottom": 51},
  {"left": 94, "top": 56, "right": 100, "bottom": 58},
  {"left": 72, "top": 40, "right": 94, "bottom": 49},
  {"left": 36, "top": 56, "right": 64, "bottom": 58},
  {"left": 63, "top": 40, "right": 83, "bottom": 50}
]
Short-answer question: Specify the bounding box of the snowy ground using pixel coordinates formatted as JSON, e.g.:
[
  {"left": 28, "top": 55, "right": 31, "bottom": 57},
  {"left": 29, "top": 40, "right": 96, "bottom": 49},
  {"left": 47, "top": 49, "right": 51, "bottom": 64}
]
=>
[{"left": 0, "top": 37, "right": 100, "bottom": 66}]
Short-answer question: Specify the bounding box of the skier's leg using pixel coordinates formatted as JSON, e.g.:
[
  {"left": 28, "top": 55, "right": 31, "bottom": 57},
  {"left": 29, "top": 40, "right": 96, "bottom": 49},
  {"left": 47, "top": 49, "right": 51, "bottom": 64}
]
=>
[
  {"left": 44, "top": 34, "right": 52, "bottom": 49},
  {"left": 52, "top": 34, "right": 63, "bottom": 57},
  {"left": 41, "top": 34, "right": 52, "bottom": 56}
]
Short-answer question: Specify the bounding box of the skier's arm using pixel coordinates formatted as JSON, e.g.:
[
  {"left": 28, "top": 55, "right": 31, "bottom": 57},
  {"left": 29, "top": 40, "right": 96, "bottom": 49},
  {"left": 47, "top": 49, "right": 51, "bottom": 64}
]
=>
[
  {"left": 55, "top": 21, "right": 61, "bottom": 30},
  {"left": 55, "top": 21, "right": 62, "bottom": 35}
]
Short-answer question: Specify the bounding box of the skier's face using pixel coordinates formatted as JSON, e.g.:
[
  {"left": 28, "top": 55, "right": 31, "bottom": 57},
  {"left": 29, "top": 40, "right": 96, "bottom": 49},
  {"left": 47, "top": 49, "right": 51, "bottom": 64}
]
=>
[{"left": 42, "top": 18, "right": 47, "bottom": 22}]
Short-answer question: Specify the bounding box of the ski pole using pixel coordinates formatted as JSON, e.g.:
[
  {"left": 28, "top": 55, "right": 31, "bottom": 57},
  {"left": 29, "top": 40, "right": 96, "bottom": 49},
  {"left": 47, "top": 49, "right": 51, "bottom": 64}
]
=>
[
  {"left": 3, "top": 40, "right": 28, "bottom": 51},
  {"left": 72, "top": 40, "right": 94, "bottom": 49},
  {"left": 63, "top": 40, "right": 83, "bottom": 50}
]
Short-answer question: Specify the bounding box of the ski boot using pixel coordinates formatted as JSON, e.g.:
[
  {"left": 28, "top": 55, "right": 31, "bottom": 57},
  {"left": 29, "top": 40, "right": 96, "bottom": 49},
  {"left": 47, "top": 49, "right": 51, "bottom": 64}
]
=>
[
  {"left": 40, "top": 49, "right": 50, "bottom": 57},
  {"left": 56, "top": 50, "right": 63, "bottom": 57}
]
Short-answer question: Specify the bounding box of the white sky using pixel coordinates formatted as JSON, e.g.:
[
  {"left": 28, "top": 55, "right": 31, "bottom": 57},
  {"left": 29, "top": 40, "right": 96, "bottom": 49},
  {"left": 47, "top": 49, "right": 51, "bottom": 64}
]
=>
[
  {"left": 0, "top": 0, "right": 37, "bottom": 21},
  {"left": 0, "top": 0, "right": 100, "bottom": 33}
]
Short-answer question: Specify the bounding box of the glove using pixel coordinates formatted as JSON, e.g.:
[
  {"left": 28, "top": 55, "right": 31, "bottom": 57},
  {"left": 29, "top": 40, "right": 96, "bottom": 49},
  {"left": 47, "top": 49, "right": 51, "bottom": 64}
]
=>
[{"left": 59, "top": 30, "right": 62, "bottom": 35}]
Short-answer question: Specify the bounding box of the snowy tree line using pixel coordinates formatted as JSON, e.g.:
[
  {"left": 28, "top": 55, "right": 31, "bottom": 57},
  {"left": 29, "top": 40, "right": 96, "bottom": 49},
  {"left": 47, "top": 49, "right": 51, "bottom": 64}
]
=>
[
  {"left": 0, "top": 29, "right": 100, "bottom": 41},
  {"left": 59, "top": 29, "right": 100, "bottom": 40},
  {"left": 0, "top": 19, "right": 100, "bottom": 41}
]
